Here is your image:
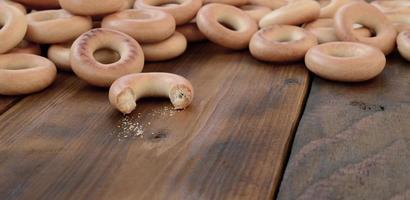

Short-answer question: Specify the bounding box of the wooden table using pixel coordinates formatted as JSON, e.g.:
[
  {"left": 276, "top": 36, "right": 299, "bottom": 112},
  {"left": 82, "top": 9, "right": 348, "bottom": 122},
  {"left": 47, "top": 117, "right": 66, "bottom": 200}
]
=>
[{"left": 0, "top": 42, "right": 408, "bottom": 200}]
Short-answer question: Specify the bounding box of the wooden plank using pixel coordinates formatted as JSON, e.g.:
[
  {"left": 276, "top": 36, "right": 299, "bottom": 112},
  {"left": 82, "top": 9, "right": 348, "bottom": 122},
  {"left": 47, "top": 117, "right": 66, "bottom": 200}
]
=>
[
  {"left": 0, "top": 96, "right": 22, "bottom": 115},
  {"left": 277, "top": 53, "right": 410, "bottom": 200},
  {"left": 0, "top": 43, "right": 309, "bottom": 200}
]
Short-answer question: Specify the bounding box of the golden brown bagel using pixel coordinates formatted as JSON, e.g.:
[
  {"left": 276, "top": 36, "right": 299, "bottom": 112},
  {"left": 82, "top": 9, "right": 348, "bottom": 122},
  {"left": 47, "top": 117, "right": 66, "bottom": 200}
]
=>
[
  {"left": 248, "top": 0, "right": 286, "bottom": 9},
  {"left": 134, "top": 0, "right": 202, "bottom": 25},
  {"left": 13, "top": 0, "right": 60, "bottom": 9},
  {"left": 48, "top": 41, "right": 121, "bottom": 71},
  {"left": 318, "top": 0, "right": 352, "bottom": 18},
  {"left": 259, "top": 0, "right": 320, "bottom": 28},
  {"left": 142, "top": 31, "right": 187, "bottom": 61},
  {"left": 26, "top": 9, "right": 92, "bottom": 44},
  {"left": 249, "top": 25, "right": 318, "bottom": 62},
  {"left": 176, "top": 21, "right": 206, "bottom": 42},
  {"left": 371, "top": 0, "right": 410, "bottom": 13},
  {"left": 102, "top": 9, "right": 176, "bottom": 43},
  {"left": 204, "top": 0, "right": 247, "bottom": 6},
  {"left": 305, "top": 42, "right": 386, "bottom": 82},
  {"left": 70, "top": 28, "right": 144, "bottom": 87},
  {"left": 8, "top": 40, "right": 41, "bottom": 55},
  {"left": 0, "top": 2, "right": 27, "bottom": 54},
  {"left": 304, "top": 18, "right": 372, "bottom": 44},
  {"left": 0, "top": 53, "right": 57, "bottom": 95},
  {"left": 385, "top": 12, "right": 410, "bottom": 32},
  {"left": 59, "top": 0, "right": 127, "bottom": 16},
  {"left": 109, "top": 72, "right": 194, "bottom": 114},
  {"left": 397, "top": 30, "right": 410, "bottom": 61},
  {"left": 3, "top": 0, "right": 26, "bottom": 14},
  {"left": 196, "top": 3, "right": 258, "bottom": 49},
  {"left": 334, "top": 2, "right": 397, "bottom": 54},
  {"left": 240, "top": 4, "right": 271, "bottom": 22}
]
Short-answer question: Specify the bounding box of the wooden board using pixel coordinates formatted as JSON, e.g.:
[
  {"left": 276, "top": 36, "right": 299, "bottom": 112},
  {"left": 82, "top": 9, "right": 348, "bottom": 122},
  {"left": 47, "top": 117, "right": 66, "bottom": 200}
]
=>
[
  {"left": 0, "top": 96, "right": 22, "bottom": 115},
  {"left": 0, "top": 43, "right": 309, "bottom": 200},
  {"left": 277, "top": 53, "right": 410, "bottom": 200}
]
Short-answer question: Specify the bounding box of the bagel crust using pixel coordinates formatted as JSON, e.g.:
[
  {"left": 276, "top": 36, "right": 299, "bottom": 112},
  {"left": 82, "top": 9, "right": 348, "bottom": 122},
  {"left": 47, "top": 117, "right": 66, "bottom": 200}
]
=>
[
  {"left": 305, "top": 42, "right": 386, "bottom": 82},
  {"left": 142, "top": 31, "right": 187, "bottom": 61},
  {"left": 196, "top": 3, "right": 258, "bottom": 49},
  {"left": 109, "top": 72, "right": 194, "bottom": 114},
  {"left": 134, "top": 0, "right": 202, "bottom": 25},
  {"left": 70, "top": 28, "right": 145, "bottom": 87},
  {"left": 0, "top": 53, "right": 57, "bottom": 95},
  {"left": 59, "top": 0, "right": 127, "bottom": 16},
  {"left": 250, "top": 25, "right": 318, "bottom": 62},
  {"left": 334, "top": 2, "right": 397, "bottom": 54},
  {"left": 26, "top": 9, "right": 92, "bottom": 44},
  {"left": 397, "top": 30, "right": 410, "bottom": 62},
  {"left": 102, "top": 9, "right": 176, "bottom": 43},
  {"left": 0, "top": 2, "right": 27, "bottom": 54}
]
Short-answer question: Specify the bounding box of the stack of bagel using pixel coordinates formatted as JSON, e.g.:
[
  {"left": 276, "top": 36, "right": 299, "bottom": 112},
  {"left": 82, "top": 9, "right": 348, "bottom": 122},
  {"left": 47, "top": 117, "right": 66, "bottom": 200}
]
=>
[{"left": 0, "top": 0, "right": 408, "bottom": 114}]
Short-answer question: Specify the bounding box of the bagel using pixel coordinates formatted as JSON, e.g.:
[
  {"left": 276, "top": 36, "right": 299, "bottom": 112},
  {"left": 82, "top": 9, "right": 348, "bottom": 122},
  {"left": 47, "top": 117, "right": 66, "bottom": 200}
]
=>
[
  {"left": 70, "top": 28, "right": 144, "bottom": 87},
  {"left": 196, "top": 3, "right": 258, "bottom": 49},
  {"left": 102, "top": 9, "right": 176, "bottom": 43},
  {"left": 259, "top": 0, "right": 320, "bottom": 28},
  {"left": 59, "top": 0, "right": 128, "bottom": 16},
  {"left": 13, "top": 0, "right": 60, "bottom": 9},
  {"left": 176, "top": 21, "right": 206, "bottom": 42},
  {"left": 134, "top": 0, "right": 202, "bottom": 25},
  {"left": 240, "top": 4, "right": 271, "bottom": 22},
  {"left": 109, "top": 72, "right": 194, "bottom": 114},
  {"left": 48, "top": 41, "right": 121, "bottom": 71},
  {"left": 8, "top": 40, "right": 41, "bottom": 55},
  {"left": 304, "top": 18, "right": 372, "bottom": 44},
  {"left": 334, "top": 2, "right": 397, "bottom": 54},
  {"left": 318, "top": 0, "right": 352, "bottom": 18},
  {"left": 385, "top": 13, "right": 410, "bottom": 32},
  {"left": 248, "top": 0, "right": 287, "bottom": 9},
  {"left": 0, "top": 53, "right": 57, "bottom": 95},
  {"left": 26, "top": 9, "right": 92, "bottom": 44},
  {"left": 0, "top": 2, "right": 27, "bottom": 54},
  {"left": 249, "top": 25, "right": 318, "bottom": 62},
  {"left": 371, "top": 0, "right": 410, "bottom": 13},
  {"left": 397, "top": 30, "right": 410, "bottom": 62},
  {"left": 3, "top": 0, "right": 26, "bottom": 14},
  {"left": 305, "top": 42, "right": 386, "bottom": 82},
  {"left": 204, "top": 0, "right": 247, "bottom": 6},
  {"left": 142, "top": 31, "right": 187, "bottom": 61}
]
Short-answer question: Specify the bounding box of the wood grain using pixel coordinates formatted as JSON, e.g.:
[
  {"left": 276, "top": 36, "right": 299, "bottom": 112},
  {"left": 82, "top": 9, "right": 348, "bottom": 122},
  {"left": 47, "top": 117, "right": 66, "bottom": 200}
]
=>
[
  {"left": 0, "top": 43, "right": 309, "bottom": 200},
  {"left": 0, "top": 96, "right": 23, "bottom": 115},
  {"left": 277, "top": 53, "right": 410, "bottom": 200}
]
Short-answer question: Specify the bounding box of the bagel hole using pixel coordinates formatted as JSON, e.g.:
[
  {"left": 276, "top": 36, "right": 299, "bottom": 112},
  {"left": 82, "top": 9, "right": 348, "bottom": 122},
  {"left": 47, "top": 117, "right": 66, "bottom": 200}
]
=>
[
  {"left": 218, "top": 20, "right": 238, "bottom": 31},
  {"left": 93, "top": 48, "right": 121, "bottom": 64},
  {"left": 354, "top": 24, "right": 377, "bottom": 37}
]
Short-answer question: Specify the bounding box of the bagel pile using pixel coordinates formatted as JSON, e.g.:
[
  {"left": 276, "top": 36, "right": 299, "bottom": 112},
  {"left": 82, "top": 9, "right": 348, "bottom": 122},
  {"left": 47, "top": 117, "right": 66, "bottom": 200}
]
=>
[{"left": 0, "top": 0, "right": 408, "bottom": 114}]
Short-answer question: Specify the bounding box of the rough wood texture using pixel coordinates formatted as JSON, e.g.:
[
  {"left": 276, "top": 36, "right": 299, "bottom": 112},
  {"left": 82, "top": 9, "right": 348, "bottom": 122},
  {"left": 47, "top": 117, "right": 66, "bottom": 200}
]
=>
[
  {"left": 0, "top": 43, "right": 309, "bottom": 200},
  {"left": 277, "top": 53, "right": 410, "bottom": 200},
  {"left": 0, "top": 96, "right": 22, "bottom": 115}
]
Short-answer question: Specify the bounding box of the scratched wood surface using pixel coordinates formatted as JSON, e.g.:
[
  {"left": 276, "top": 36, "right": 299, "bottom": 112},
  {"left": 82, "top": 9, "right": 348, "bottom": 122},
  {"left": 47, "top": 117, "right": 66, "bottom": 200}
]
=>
[
  {"left": 277, "top": 53, "right": 410, "bottom": 200},
  {"left": 0, "top": 42, "right": 309, "bottom": 200}
]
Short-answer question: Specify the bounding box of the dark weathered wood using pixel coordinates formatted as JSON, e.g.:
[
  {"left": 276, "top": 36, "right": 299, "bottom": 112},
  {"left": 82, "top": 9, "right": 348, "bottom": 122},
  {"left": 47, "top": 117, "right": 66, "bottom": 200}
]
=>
[
  {"left": 277, "top": 53, "right": 410, "bottom": 200},
  {"left": 0, "top": 43, "right": 309, "bottom": 200},
  {"left": 0, "top": 96, "right": 22, "bottom": 115}
]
